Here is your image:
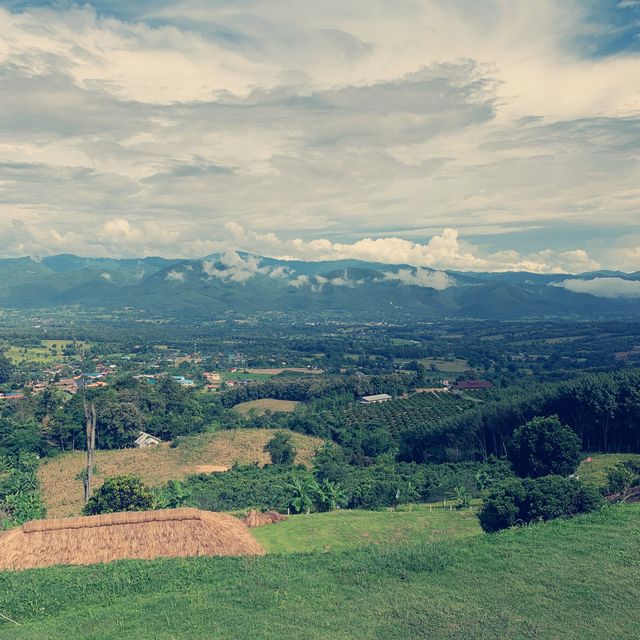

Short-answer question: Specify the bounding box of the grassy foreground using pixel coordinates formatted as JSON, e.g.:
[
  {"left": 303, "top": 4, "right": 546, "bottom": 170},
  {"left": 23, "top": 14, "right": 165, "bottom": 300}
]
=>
[
  {"left": 0, "top": 505, "right": 638, "bottom": 639},
  {"left": 253, "top": 504, "right": 480, "bottom": 553}
]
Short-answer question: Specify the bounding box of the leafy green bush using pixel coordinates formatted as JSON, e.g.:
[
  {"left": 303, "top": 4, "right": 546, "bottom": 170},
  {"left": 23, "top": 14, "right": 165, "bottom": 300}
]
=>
[
  {"left": 0, "top": 453, "right": 46, "bottom": 529},
  {"left": 83, "top": 475, "right": 155, "bottom": 515},
  {"left": 478, "top": 475, "right": 602, "bottom": 533}
]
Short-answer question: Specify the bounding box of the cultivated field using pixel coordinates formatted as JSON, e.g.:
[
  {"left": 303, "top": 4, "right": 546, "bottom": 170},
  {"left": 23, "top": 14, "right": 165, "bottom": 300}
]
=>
[
  {"left": 252, "top": 504, "right": 480, "bottom": 553},
  {"left": 0, "top": 505, "right": 637, "bottom": 639},
  {"left": 39, "top": 429, "right": 324, "bottom": 518},
  {"left": 233, "top": 399, "right": 300, "bottom": 416}
]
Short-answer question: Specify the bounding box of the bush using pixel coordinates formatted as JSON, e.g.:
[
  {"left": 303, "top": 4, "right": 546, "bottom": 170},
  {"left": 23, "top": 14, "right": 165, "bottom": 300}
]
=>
[
  {"left": 264, "top": 432, "right": 296, "bottom": 465},
  {"left": 83, "top": 475, "right": 155, "bottom": 515},
  {"left": 478, "top": 475, "right": 602, "bottom": 533},
  {"left": 477, "top": 477, "right": 526, "bottom": 533},
  {"left": 605, "top": 460, "right": 640, "bottom": 497},
  {"left": 508, "top": 416, "right": 581, "bottom": 478}
]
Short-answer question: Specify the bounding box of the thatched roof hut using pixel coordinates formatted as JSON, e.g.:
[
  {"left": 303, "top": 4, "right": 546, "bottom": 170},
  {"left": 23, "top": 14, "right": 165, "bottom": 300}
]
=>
[{"left": 0, "top": 508, "right": 264, "bottom": 571}]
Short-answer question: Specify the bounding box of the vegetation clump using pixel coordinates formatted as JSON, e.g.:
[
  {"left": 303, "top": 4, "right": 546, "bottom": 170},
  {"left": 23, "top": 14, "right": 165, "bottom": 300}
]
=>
[
  {"left": 508, "top": 415, "right": 581, "bottom": 478},
  {"left": 478, "top": 475, "right": 602, "bottom": 532},
  {"left": 83, "top": 475, "right": 155, "bottom": 515},
  {"left": 264, "top": 431, "right": 296, "bottom": 465}
]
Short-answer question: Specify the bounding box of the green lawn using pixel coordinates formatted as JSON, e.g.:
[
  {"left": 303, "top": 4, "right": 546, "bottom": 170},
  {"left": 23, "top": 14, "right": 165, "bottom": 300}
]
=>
[
  {"left": 578, "top": 453, "right": 640, "bottom": 489},
  {"left": 0, "top": 505, "right": 638, "bottom": 639},
  {"left": 253, "top": 505, "right": 481, "bottom": 553}
]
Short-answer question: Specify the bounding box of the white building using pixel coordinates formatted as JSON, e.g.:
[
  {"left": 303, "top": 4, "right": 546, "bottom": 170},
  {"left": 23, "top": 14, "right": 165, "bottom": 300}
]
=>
[{"left": 358, "top": 393, "right": 393, "bottom": 404}]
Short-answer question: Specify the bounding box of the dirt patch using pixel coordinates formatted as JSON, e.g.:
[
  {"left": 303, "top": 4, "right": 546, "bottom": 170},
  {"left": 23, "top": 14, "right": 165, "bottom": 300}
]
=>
[
  {"left": 233, "top": 399, "right": 300, "bottom": 416},
  {"left": 193, "top": 464, "right": 230, "bottom": 474}
]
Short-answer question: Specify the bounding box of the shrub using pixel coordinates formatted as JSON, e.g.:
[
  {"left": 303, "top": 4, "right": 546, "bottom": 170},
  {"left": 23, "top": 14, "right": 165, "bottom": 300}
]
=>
[
  {"left": 477, "top": 477, "right": 526, "bottom": 533},
  {"left": 478, "top": 475, "right": 602, "bottom": 533},
  {"left": 508, "top": 416, "right": 581, "bottom": 478},
  {"left": 264, "top": 432, "right": 296, "bottom": 465},
  {"left": 83, "top": 475, "right": 155, "bottom": 515},
  {"left": 522, "top": 475, "right": 602, "bottom": 522}
]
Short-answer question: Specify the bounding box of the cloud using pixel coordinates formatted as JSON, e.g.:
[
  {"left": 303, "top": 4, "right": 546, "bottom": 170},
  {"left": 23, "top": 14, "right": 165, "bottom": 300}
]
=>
[
  {"left": 227, "top": 224, "right": 600, "bottom": 274},
  {"left": 384, "top": 268, "right": 454, "bottom": 290},
  {"left": 0, "top": 2, "right": 638, "bottom": 270},
  {"left": 551, "top": 277, "right": 640, "bottom": 298},
  {"left": 165, "top": 269, "right": 186, "bottom": 282},
  {"left": 202, "top": 251, "right": 272, "bottom": 282}
]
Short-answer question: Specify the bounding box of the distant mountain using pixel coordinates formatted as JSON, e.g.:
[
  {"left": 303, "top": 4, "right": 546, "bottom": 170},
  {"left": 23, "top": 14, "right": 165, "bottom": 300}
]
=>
[{"left": 0, "top": 253, "right": 638, "bottom": 320}]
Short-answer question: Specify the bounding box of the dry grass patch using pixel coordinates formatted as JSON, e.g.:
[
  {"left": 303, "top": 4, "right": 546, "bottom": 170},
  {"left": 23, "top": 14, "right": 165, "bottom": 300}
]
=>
[
  {"left": 39, "top": 429, "right": 324, "bottom": 518},
  {"left": 232, "top": 398, "right": 300, "bottom": 416}
]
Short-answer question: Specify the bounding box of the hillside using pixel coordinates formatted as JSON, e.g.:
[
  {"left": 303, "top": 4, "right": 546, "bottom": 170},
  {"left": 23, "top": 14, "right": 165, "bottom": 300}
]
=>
[
  {"left": 0, "top": 505, "right": 637, "bottom": 639},
  {"left": 1, "top": 253, "right": 639, "bottom": 319},
  {"left": 39, "top": 429, "right": 324, "bottom": 518}
]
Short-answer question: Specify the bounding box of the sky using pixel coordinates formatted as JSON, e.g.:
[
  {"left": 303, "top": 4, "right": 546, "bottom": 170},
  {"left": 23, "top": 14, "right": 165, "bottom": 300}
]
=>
[{"left": 0, "top": 0, "right": 639, "bottom": 273}]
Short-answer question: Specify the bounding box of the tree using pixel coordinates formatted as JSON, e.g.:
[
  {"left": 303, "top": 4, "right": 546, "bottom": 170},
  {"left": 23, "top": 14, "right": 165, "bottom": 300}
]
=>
[
  {"left": 314, "top": 479, "right": 347, "bottom": 512},
  {"left": 508, "top": 415, "right": 581, "bottom": 478},
  {"left": 0, "top": 352, "right": 13, "bottom": 385},
  {"left": 83, "top": 475, "right": 155, "bottom": 515},
  {"left": 286, "top": 475, "right": 317, "bottom": 514},
  {"left": 96, "top": 401, "right": 145, "bottom": 449},
  {"left": 264, "top": 432, "right": 296, "bottom": 465}
]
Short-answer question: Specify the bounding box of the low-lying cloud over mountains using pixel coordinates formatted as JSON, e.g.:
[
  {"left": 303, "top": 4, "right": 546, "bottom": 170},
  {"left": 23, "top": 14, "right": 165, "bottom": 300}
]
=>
[{"left": 0, "top": 252, "right": 639, "bottom": 319}]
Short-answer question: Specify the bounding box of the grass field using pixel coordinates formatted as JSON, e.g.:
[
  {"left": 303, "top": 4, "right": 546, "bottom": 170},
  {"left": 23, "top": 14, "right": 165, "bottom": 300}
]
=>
[
  {"left": 233, "top": 399, "right": 300, "bottom": 416},
  {"left": 252, "top": 504, "right": 480, "bottom": 553},
  {"left": 577, "top": 453, "right": 640, "bottom": 489},
  {"left": 2, "top": 340, "right": 90, "bottom": 364},
  {"left": 39, "top": 429, "right": 324, "bottom": 518},
  {"left": 0, "top": 505, "right": 637, "bottom": 639}
]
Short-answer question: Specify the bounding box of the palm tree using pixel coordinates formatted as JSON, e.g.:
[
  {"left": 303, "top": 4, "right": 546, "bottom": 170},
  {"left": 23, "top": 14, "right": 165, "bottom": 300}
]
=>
[
  {"left": 315, "top": 480, "right": 347, "bottom": 512},
  {"left": 286, "top": 476, "right": 318, "bottom": 514}
]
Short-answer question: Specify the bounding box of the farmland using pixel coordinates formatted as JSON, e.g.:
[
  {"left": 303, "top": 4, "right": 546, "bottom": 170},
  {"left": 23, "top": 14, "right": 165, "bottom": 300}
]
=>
[
  {"left": 38, "top": 429, "right": 324, "bottom": 518},
  {"left": 333, "top": 392, "right": 475, "bottom": 437},
  {"left": 233, "top": 399, "right": 300, "bottom": 416},
  {"left": 0, "top": 505, "right": 637, "bottom": 639}
]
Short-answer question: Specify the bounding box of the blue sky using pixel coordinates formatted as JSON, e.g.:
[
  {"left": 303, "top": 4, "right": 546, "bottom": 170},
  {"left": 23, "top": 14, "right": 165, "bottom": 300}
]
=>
[{"left": 0, "top": 0, "right": 639, "bottom": 272}]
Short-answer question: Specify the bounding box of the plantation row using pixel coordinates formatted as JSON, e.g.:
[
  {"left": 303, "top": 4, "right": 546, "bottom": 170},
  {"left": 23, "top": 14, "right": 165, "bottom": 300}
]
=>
[{"left": 333, "top": 393, "right": 475, "bottom": 437}]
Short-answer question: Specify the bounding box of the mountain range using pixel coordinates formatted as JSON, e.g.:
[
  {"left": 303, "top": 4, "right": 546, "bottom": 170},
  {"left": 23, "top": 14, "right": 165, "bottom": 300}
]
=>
[{"left": 0, "top": 253, "right": 639, "bottom": 320}]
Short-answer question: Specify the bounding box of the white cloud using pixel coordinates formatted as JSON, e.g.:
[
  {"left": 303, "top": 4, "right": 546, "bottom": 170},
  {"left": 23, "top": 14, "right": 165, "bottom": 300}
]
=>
[
  {"left": 0, "top": 2, "right": 638, "bottom": 269},
  {"left": 202, "top": 251, "right": 272, "bottom": 282},
  {"left": 384, "top": 268, "right": 454, "bottom": 290},
  {"left": 552, "top": 277, "right": 640, "bottom": 298},
  {"left": 289, "top": 274, "right": 310, "bottom": 288},
  {"left": 166, "top": 269, "right": 186, "bottom": 282}
]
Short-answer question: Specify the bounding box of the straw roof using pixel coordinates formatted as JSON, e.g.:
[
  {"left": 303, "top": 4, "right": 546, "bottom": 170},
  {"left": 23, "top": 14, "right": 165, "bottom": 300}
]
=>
[
  {"left": 242, "top": 510, "right": 288, "bottom": 528},
  {"left": 0, "top": 508, "right": 264, "bottom": 571}
]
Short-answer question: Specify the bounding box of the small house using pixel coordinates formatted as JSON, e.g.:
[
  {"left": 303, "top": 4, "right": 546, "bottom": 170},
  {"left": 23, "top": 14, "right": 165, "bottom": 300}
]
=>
[{"left": 135, "top": 431, "right": 162, "bottom": 448}]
